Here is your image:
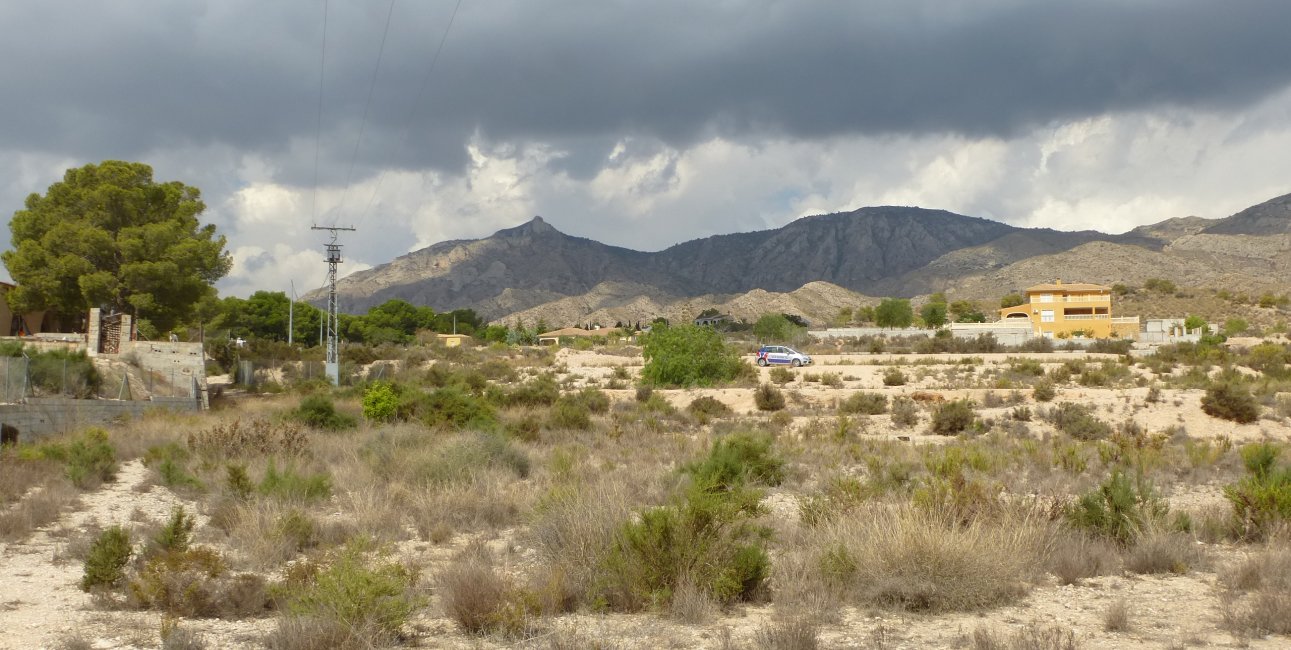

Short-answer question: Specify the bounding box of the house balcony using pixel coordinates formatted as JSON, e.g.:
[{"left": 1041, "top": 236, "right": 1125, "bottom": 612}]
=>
[{"left": 1062, "top": 314, "right": 1110, "bottom": 321}]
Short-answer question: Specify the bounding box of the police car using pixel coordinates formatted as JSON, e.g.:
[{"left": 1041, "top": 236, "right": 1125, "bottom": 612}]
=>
[{"left": 755, "top": 345, "right": 812, "bottom": 367}]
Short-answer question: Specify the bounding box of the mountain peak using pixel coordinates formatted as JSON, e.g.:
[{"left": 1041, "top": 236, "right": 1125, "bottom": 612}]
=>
[{"left": 496, "top": 215, "right": 560, "bottom": 238}]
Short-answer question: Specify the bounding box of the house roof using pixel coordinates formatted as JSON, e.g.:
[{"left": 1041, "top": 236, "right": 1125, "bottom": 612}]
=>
[
  {"left": 1024, "top": 282, "right": 1111, "bottom": 293},
  {"left": 538, "top": 327, "right": 608, "bottom": 338}
]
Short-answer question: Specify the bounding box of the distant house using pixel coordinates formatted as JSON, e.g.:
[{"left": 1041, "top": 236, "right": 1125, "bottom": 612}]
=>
[
  {"left": 998, "top": 279, "right": 1139, "bottom": 339},
  {"left": 693, "top": 314, "right": 730, "bottom": 327}
]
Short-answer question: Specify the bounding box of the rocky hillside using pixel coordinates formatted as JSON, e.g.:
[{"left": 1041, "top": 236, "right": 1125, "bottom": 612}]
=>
[{"left": 309, "top": 193, "right": 1291, "bottom": 325}]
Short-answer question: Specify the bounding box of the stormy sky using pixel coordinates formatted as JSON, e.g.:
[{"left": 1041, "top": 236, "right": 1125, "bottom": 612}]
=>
[{"left": 2, "top": 1, "right": 1290, "bottom": 296}]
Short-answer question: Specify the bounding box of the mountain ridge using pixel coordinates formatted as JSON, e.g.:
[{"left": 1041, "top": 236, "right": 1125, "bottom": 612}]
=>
[{"left": 309, "top": 194, "right": 1291, "bottom": 325}]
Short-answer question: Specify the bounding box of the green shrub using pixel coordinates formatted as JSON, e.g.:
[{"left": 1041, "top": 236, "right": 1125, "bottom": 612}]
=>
[
  {"left": 1032, "top": 378, "right": 1056, "bottom": 402},
  {"left": 127, "top": 546, "right": 269, "bottom": 618},
  {"left": 289, "top": 394, "right": 357, "bottom": 431},
  {"left": 754, "top": 383, "right": 786, "bottom": 411},
  {"left": 153, "top": 507, "right": 195, "bottom": 554},
  {"left": 1069, "top": 471, "right": 1166, "bottom": 545},
  {"left": 598, "top": 486, "right": 770, "bottom": 610},
  {"left": 930, "top": 400, "right": 975, "bottom": 436},
  {"left": 283, "top": 541, "right": 421, "bottom": 641},
  {"left": 1047, "top": 403, "right": 1112, "bottom": 440},
  {"left": 882, "top": 368, "right": 907, "bottom": 387},
  {"left": 684, "top": 434, "right": 784, "bottom": 491},
  {"left": 548, "top": 397, "right": 592, "bottom": 430},
  {"left": 890, "top": 397, "right": 919, "bottom": 428},
  {"left": 28, "top": 348, "right": 101, "bottom": 398},
  {"left": 634, "top": 384, "right": 653, "bottom": 403},
  {"left": 839, "top": 392, "right": 887, "bottom": 415},
  {"left": 361, "top": 382, "right": 399, "bottom": 423},
  {"left": 82, "top": 525, "right": 132, "bottom": 591},
  {"left": 413, "top": 386, "right": 497, "bottom": 430},
  {"left": 571, "top": 387, "right": 611, "bottom": 414},
  {"left": 687, "top": 396, "right": 732, "bottom": 421},
  {"left": 641, "top": 324, "right": 745, "bottom": 387},
  {"left": 258, "top": 461, "right": 332, "bottom": 501},
  {"left": 769, "top": 367, "right": 795, "bottom": 385},
  {"left": 1224, "top": 443, "right": 1291, "bottom": 540},
  {"left": 225, "top": 464, "right": 254, "bottom": 500},
  {"left": 144, "top": 443, "right": 203, "bottom": 491},
  {"left": 500, "top": 374, "right": 560, "bottom": 408},
  {"left": 1201, "top": 381, "right": 1260, "bottom": 424},
  {"left": 63, "top": 428, "right": 117, "bottom": 489}
]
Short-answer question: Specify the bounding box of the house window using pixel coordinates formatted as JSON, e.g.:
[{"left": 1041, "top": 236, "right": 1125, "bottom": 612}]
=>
[
  {"left": 1038, "top": 294, "right": 1054, "bottom": 303},
  {"left": 1041, "top": 310, "right": 1055, "bottom": 323}
]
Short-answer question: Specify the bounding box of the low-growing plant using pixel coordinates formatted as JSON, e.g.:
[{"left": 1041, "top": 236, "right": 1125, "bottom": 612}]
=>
[
  {"left": 687, "top": 396, "right": 732, "bottom": 422},
  {"left": 683, "top": 433, "right": 785, "bottom": 491},
  {"left": 1047, "top": 402, "right": 1112, "bottom": 440},
  {"left": 769, "top": 367, "right": 795, "bottom": 385},
  {"left": 890, "top": 397, "right": 919, "bottom": 428},
  {"left": 1032, "top": 378, "right": 1056, "bottom": 402},
  {"left": 839, "top": 392, "right": 887, "bottom": 415},
  {"left": 361, "top": 382, "right": 399, "bottom": 423},
  {"left": 1068, "top": 470, "right": 1167, "bottom": 545},
  {"left": 882, "top": 368, "right": 907, "bottom": 387},
  {"left": 281, "top": 540, "right": 421, "bottom": 642},
  {"left": 755, "top": 383, "right": 786, "bottom": 411},
  {"left": 930, "top": 400, "right": 975, "bottom": 436},
  {"left": 548, "top": 396, "right": 592, "bottom": 430},
  {"left": 258, "top": 461, "right": 332, "bottom": 501},
  {"left": 597, "top": 485, "right": 771, "bottom": 610},
  {"left": 81, "top": 525, "right": 132, "bottom": 591},
  {"left": 1202, "top": 380, "right": 1260, "bottom": 423},
  {"left": 288, "top": 394, "right": 358, "bottom": 431},
  {"left": 153, "top": 507, "right": 195, "bottom": 554},
  {"left": 1223, "top": 442, "right": 1291, "bottom": 540},
  {"left": 64, "top": 428, "right": 117, "bottom": 489}
]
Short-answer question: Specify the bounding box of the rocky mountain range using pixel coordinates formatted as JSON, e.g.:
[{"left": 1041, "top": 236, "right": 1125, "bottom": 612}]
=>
[{"left": 310, "top": 193, "right": 1291, "bottom": 327}]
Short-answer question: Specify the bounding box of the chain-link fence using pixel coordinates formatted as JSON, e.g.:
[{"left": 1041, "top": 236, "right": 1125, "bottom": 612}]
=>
[
  {"left": 0, "top": 355, "right": 201, "bottom": 403},
  {"left": 231, "top": 358, "right": 394, "bottom": 388}
]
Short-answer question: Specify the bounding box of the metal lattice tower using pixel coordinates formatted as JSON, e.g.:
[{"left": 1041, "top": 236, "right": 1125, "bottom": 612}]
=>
[{"left": 312, "top": 225, "right": 356, "bottom": 384}]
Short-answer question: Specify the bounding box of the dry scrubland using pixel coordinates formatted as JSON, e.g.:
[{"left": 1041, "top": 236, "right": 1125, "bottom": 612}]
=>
[{"left": 3, "top": 339, "right": 1291, "bottom": 649}]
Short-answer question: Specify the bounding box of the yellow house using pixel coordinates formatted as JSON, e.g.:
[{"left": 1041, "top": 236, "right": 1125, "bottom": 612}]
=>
[{"left": 998, "top": 280, "right": 1139, "bottom": 339}]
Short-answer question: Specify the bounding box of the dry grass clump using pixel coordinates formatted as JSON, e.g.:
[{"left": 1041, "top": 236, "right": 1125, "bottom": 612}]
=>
[
  {"left": 1046, "top": 531, "right": 1119, "bottom": 585},
  {"left": 1219, "top": 544, "right": 1291, "bottom": 636},
  {"left": 408, "top": 469, "right": 528, "bottom": 542},
  {"left": 437, "top": 546, "right": 541, "bottom": 639},
  {"left": 753, "top": 616, "right": 820, "bottom": 650},
  {"left": 970, "top": 622, "right": 1078, "bottom": 650},
  {"left": 0, "top": 478, "right": 78, "bottom": 541},
  {"left": 1124, "top": 529, "right": 1205, "bottom": 575},
  {"left": 1103, "top": 597, "right": 1132, "bottom": 632},
  {"left": 187, "top": 418, "right": 309, "bottom": 459},
  {"left": 809, "top": 505, "right": 1049, "bottom": 612},
  {"left": 526, "top": 483, "right": 634, "bottom": 603}
]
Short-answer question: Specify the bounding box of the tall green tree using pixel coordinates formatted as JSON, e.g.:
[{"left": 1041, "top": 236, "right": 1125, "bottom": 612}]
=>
[
  {"left": 874, "top": 298, "right": 914, "bottom": 328},
  {"left": 3, "top": 161, "right": 231, "bottom": 332},
  {"left": 920, "top": 302, "right": 948, "bottom": 328},
  {"left": 641, "top": 324, "right": 744, "bottom": 387}
]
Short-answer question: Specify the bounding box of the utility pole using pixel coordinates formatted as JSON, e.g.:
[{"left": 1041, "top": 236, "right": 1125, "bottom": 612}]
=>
[
  {"left": 288, "top": 280, "right": 296, "bottom": 345},
  {"left": 311, "top": 225, "right": 356, "bottom": 384}
]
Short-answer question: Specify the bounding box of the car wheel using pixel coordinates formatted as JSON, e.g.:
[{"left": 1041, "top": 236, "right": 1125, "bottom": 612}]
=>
[
  {"left": 791, "top": 359, "right": 802, "bottom": 368},
  {"left": 757, "top": 358, "right": 767, "bottom": 367}
]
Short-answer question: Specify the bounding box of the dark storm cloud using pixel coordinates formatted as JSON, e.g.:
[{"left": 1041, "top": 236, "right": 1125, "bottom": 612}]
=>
[{"left": 2, "top": 0, "right": 1290, "bottom": 184}]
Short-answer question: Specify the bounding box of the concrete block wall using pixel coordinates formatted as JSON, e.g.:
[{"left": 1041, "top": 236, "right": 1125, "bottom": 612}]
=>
[{"left": 0, "top": 396, "right": 199, "bottom": 443}]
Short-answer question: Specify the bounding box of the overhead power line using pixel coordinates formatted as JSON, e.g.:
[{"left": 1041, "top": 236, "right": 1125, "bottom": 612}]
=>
[
  {"left": 357, "top": 0, "right": 464, "bottom": 228},
  {"left": 336, "top": 0, "right": 399, "bottom": 222},
  {"left": 309, "top": 0, "right": 330, "bottom": 225}
]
